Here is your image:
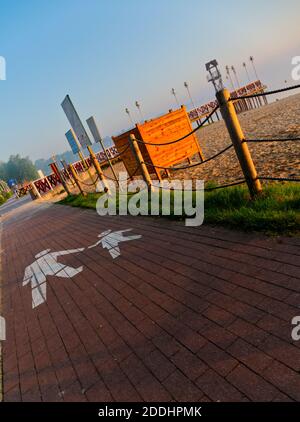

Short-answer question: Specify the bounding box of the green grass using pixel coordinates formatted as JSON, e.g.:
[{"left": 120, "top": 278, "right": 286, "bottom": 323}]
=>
[
  {"left": 0, "top": 190, "right": 12, "bottom": 206},
  {"left": 204, "top": 182, "right": 300, "bottom": 235},
  {"left": 58, "top": 182, "right": 300, "bottom": 236}
]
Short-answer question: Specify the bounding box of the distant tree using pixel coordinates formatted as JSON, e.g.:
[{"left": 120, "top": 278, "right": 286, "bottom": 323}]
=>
[
  {"left": 0, "top": 162, "right": 7, "bottom": 181},
  {"left": 4, "top": 155, "right": 38, "bottom": 183}
]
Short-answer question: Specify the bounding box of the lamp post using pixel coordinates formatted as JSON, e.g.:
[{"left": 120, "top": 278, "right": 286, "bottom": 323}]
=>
[
  {"left": 184, "top": 81, "right": 203, "bottom": 125},
  {"left": 243, "top": 62, "right": 251, "bottom": 83},
  {"left": 231, "top": 65, "right": 241, "bottom": 89},
  {"left": 171, "top": 88, "right": 180, "bottom": 108},
  {"left": 225, "top": 66, "right": 241, "bottom": 113},
  {"left": 125, "top": 108, "right": 134, "bottom": 126},
  {"left": 231, "top": 65, "right": 248, "bottom": 111},
  {"left": 243, "top": 62, "right": 255, "bottom": 109},
  {"left": 135, "top": 101, "right": 144, "bottom": 122},
  {"left": 225, "top": 65, "right": 235, "bottom": 91},
  {"left": 184, "top": 81, "right": 196, "bottom": 110},
  {"left": 249, "top": 56, "right": 259, "bottom": 81},
  {"left": 249, "top": 56, "right": 266, "bottom": 105}
]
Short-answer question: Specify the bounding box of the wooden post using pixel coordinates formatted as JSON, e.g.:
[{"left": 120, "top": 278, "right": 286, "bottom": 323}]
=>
[
  {"left": 31, "top": 182, "right": 41, "bottom": 199},
  {"left": 87, "top": 145, "right": 110, "bottom": 193},
  {"left": 50, "top": 162, "right": 71, "bottom": 196},
  {"left": 98, "top": 140, "right": 119, "bottom": 186},
  {"left": 78, "top": 150, "right": 95, "bottom": 186},
  {"left": 69, "top": 164, "right": 86, "bottom": 196},
  {"left": 129, "top": 134, "right": 153, "bottom": 190},
  {"left": 216, "top": 88, "right": 262, "bottom": 197},
  {"left": 60, "top": 176, "right": 71, "bottom": 196}
]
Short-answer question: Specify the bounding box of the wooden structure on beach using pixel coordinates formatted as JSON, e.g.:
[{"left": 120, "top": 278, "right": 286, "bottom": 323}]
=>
[
  {"left": 112, "top": 106, "right": 204, "bottom": 180},
  {"left": 188, "top": 80, "right": 267, "bottom": 123}
]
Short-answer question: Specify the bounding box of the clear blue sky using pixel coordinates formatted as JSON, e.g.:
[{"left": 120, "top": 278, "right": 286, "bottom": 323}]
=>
[{"left": 0, "top": 0, "right": 299, "bottom": 162}]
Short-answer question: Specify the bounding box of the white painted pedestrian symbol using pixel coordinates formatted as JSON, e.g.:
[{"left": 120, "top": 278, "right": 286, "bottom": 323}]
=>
[
  {"left": 21, "top": 228, "right": 142, "bottom": 310},
  {"left": 23, "top": 248, "right": 84, "bottom": 308},
  {"left": 0, "top": 316, "right": 6, "bottom": 341},
  {"left": 88, "top": 229, "right": 142, "bottom": 259}
]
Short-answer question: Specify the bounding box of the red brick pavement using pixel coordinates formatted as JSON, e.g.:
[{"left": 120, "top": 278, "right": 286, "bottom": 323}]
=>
[{"left": 1, "top": 201, "right": 300, "bottom": 402}]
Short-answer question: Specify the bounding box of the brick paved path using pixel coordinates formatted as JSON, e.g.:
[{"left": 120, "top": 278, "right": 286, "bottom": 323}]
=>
[{"left": 1, "top": 200, "right": 300, "bottom": 402}]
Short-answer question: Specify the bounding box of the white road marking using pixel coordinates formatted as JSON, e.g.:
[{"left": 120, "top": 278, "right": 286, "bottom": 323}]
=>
[
  {"left": 23, "top": 248, "right": 84, "bottom": 308},
  {"left": 21, "top": 229, "right": 142, "bottom": 309},
  {"left": 88, "top": 229, "right": 142, "bottom": 259},
  {"left": 0, "top": 316, "right": 6, "bottom": 341}
]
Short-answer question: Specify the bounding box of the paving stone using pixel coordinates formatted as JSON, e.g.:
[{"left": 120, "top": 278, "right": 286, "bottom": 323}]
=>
[{"left": 1, "top": 199, "right": 300, "bottom": 402}]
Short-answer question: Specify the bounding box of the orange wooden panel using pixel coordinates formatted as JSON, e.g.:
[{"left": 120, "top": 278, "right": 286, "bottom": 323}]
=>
[
  {"left": 112, "top": 127, "right": 157, "bottom": 177},
  {"left": 137, "top": 106, "right": 202, "bottom": 169},
  {"left": 112, "top": 106, "right": 203, "bottom": 179}
]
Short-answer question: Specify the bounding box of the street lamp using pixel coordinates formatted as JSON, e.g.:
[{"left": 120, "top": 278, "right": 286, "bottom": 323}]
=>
[
  {"left": 225, "top": 65, "right": 235, "bottom": 91},
  {"left": 249, "top": 56, "right": 259, "bottom": 81},
  {"left": 171, "top": 88, "right": 180, "bottom": 108},
  {"left": 243, "top": 62, "right": 251, "bottom": 83},
  {"left": 125, "top": 108, "right": 134, "bottom": 126},
  {"left": 231, "top": 65, "right": 241, "bottom": 88},
  {"left": 135, "top": 101, "right": 144, "bottom": 122},
  {"left": 184, "top": 81, "right": 202, "bottom": 124},
  {"left": 184, "top": 81, "right": 197, "bottom": 110}
]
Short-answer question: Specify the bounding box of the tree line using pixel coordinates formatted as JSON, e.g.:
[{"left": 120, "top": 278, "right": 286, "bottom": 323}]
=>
[{"left": 0, "top": 155, "right": 38, "bottom": 184}]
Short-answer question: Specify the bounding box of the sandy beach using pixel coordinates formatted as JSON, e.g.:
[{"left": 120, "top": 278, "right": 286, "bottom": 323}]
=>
[{"left": 170, "top": 92, "right": 300, "bottom": 184}]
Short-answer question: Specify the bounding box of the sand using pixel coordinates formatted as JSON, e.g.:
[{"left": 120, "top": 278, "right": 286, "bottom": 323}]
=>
[{"left": 172, "top": 92, "right": 300, "bottom": 184}]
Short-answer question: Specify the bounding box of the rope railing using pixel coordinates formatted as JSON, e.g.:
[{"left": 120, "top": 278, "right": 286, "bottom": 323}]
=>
[
  {"left": 229, "top": 83, "right": 300, "bottom": 101},
  {"left": 151, "top": 176, "right": 299, "bottom": 192},
  {"left": 150, "top": 179, "right": 246, "bottom": 192},
  {"left": 204, "top": 179, "right": 246, "bottom": 191},
  {"left": 103, "top": 165, "right": 140, "bottom": 182},
  {"left": 65, "top": 145, "right": 129, "bottom": 188},
  {"left": 134, "top": 105, "right": 219, "bottom": 146},
  {"left": 141, "top": 144, "right": 233, "bottom": 171},
  {"left": 258, "top": 176, "right": 300, "bottom": 182},
  {"left": 64, "top": 177, "right": 76, "bottom": 187},
  {"left": 117, "top": 186, "right": 149, "bottom": 195},
  {"left": 245, "top": 137, "right": 300, "bottom": 143},
  {"left": 76, "top": 174, "right": 99, "bottom": 186},
  {"left": 100, "top": 144, "right": 130, "bottom": 163}
]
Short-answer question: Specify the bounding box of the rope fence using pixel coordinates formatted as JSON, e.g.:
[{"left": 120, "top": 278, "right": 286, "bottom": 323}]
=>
[
  {"left": 142, "top": 144, "right": 233, "bottom": 171},
  {"left": 71, "top": 81, "right": 299, "bottom": 197},
  {"left": 103, "top": 165, "right": 140, "bottom": 182},
  {"left": 64, "top": 177, "right": 76, "bottom": 187},
  {"left": 245, "top": 137, "right": 300, "bottom": 143},
  {"left": 204, "top": 179, "right": 246, "bottom": 191},
  {"left": 100, "top": 144, "right": 130, "bottom": 163},
  {"left": 46, "top": 82, "right": 299, "bottom": 200},
  {"left": 151, "top": 179, "right": 246, "bottom": 192},
  {"left": 258, "top": 176, "right": 300, "bottom": 182},
  {"left": 134, "top": 105, "right": 219, "bottom": 146},
  {"left": 75, "top": 173, "right": 99, "bottom": 186}
]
